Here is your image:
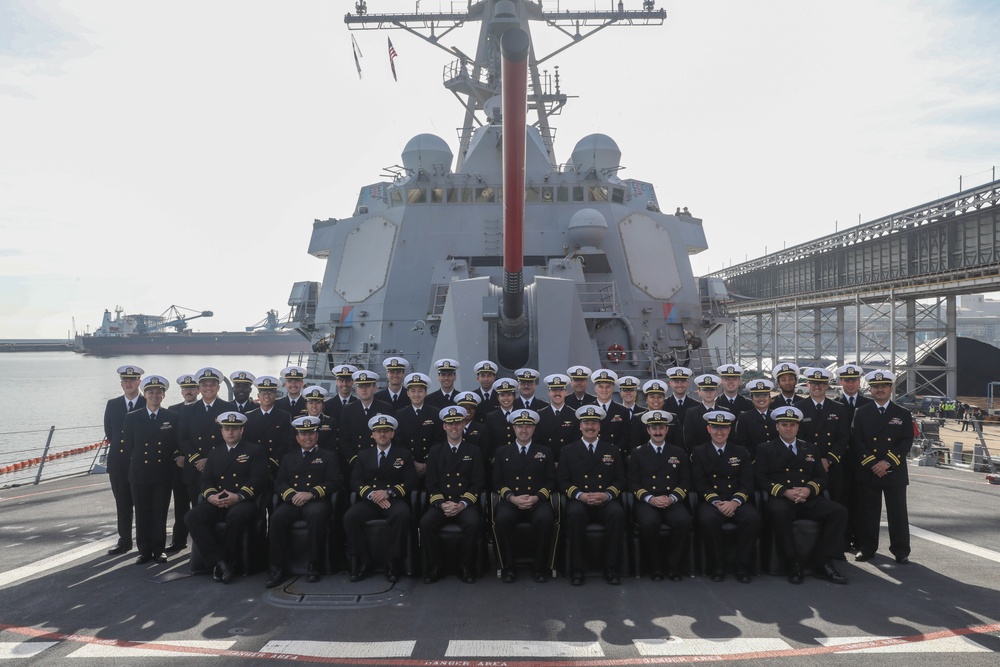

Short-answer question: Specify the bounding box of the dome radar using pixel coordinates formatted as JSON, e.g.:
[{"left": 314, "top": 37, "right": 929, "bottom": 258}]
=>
[
  {"left": 401, "top": 133, "right": 453, "bottom": 175},
  {"left": 570, "top": 134, "right": 622, "bottom": 176}
]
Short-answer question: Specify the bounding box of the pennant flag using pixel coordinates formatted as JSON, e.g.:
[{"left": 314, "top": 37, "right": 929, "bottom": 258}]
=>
[
  {"left": 351, "top": 34, "right": 363, "bottom": 79},
  {"left": 388, "top": 37, "right": 398, "bottom": 82}
]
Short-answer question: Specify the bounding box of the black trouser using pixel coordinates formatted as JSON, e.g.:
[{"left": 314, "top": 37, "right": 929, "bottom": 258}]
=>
[
  {"left": 492, "top": 500, "right": 556, "bottom": 572},
  {"left": 184, "top": 500, "right": 257, "bottom": 567},
  {"left": 697, "top": 501, "right": 760, "bottom": 572},
  {"left": 564, "top": 498, "right": 625, "bottom": 572},
  {"left": 634, "top": 500, "right": 693, "bottom": 574},
  {"left": 420, "top": 504, "right": 482, "bottom": 573},
  {"left": 108, "top": 468, "right": 133, "bottom": 547},
  {"left": 765, "top": 495, "right": 846, "bottom": 565},
  {"left": 132, "top": 482, "right": 171, "bottom": 557},
  {"left": 343, "top": 499, "right": 411, "bottom": 562},
  {"left": 169, "top": 464, "right": 190, "bottom": 545},
  {"left": 269, "top": 500, "right": 331, "bottom": 570},
  {"left": 857, "top": 483, "right": 910, "bottom": 559}
]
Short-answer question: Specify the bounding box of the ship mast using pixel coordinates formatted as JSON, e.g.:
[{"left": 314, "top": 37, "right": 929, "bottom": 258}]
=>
[{"left": 346, "top": 0, "right": 666, "bottom": 171}]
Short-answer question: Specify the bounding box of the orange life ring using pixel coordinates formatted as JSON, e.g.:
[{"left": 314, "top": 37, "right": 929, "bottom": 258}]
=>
[{"left": 607, "top": 344, "right": 626, "bottom": 363}]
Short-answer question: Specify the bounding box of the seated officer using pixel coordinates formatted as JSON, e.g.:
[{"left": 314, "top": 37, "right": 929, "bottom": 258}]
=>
[
  {"left": 266, "top": 416, "right": 343, "bottom": 588},
  {"left": 627, "top": 410, "right": 693, "bottom": 582},
  {"left": 344, "top": 415, "right": 417, "bottom": 583},
  {"left": 754, "top": 406, "right": 848, "bottom": 585},
  {"left": 691, "top": 410, "right": 760, "bottom": 584},
  {"left": 184, "top": 411, "right": 267, "bottom": 584},
  {"left": 420, "top": 406, "right": 485, "bottom": 584},
  {"left": 558, "top": 405, "right": 626, "bottom": 586},
  {"left": 492, "top": 409, "right": 556, "bottom": 583}
]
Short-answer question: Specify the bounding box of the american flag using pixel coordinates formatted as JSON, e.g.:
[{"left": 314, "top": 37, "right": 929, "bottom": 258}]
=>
[{"left": 388, "top": 37, "right": 398, "bottom": 81}]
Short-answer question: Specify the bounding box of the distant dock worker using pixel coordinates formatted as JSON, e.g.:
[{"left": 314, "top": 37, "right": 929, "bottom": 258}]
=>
[
  {"left": 376, "top": 357, "right": 411, "bottom": 411},
  {"left": 853, "top": 370, "right": 913, "bottom": 565},
  {"left": 276, "top": 365, "right": 307, "bottom": 417},
  {"left": 266, "top": 416, "right": 343, "bottom": 588},
  {"left": 104, "top": 363, "right": 145, "bottom": 556},
  {"left": 178, "top": 367, "right": 235, "bottom": 505},
  {"left": 426, "top": 358, "right": 460, "bottom": 409},
  {"left": 185, "top": 411, "right": 267, "bottom": 584},
  {"left": 124, "top": 375, "right": 178, "bottom": 565}
]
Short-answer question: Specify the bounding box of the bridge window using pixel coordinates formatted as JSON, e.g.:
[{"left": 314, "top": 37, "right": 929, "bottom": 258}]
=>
[
  {"left": 446, "top": 188, "right": 460, "bottom": 203},
  {"left": 407, "top": 188, "right": 426, "bottom": 204},
  {"left": 525, "top": 187, "right": 541, "bottom": 203},
  {"left": 557, "top": 186, "right": 570, "bottom": 202},
  {"left": 611, "top": 187, "right": 625, "bottom": 204},
  {"left": 390, "top": 190, "right": 403, "bottom": 207},
  {"left": 573, "top": 186, "right": 585, "bottom": 202},
  {"left": 589, "top": 186, "right": 609, "bottom": 202},
  {"left": 431, "top": 187, "right": 444, "bottom": 203},
  {"left": 476, "top": 187, "right": 496, "bottom": 203}
]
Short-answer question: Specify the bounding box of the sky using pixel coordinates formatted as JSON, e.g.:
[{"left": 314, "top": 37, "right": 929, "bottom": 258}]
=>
[{"left": 2, "top": 0, "right": 998, "bottom": 339}]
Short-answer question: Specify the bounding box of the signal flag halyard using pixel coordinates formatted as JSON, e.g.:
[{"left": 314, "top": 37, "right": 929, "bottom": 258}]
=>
[{"left": 388, "top": 37, "right": 398, "bottom": 81}]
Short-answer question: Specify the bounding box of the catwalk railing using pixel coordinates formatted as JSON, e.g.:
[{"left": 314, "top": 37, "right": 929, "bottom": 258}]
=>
[{"left": 0, "top": 425, "right": 106, "bottom": 488}]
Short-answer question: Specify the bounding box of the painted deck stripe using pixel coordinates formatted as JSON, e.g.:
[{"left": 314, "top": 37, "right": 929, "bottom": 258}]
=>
[
  {"left": 67, "top": 639, "right": 237, "bottom": 658},
  {"left": 0, "top": 541, "right": 110, "bottom": 589},
  {"left": 446, "top": 640, "right": 603, "bottom": 657},
  {"left": 909, "top": 525, "right": 1000, "bottom": 564},
  {"left": 260, "top": 641, "right": 415, "bottom": 659},
  {"left": 817, "top": 635, "right": 992, "bottom": 653},
  {"left": 634, "top": 637, "right": 792, "bottom": 656},
  {"left": 0, "top": 642, "right": 57, "bottom": 659}
]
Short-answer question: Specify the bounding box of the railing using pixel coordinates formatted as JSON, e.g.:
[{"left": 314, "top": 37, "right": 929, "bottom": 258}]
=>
[{"left": 0, "top": 425, "right": 106, "bottom": 489}]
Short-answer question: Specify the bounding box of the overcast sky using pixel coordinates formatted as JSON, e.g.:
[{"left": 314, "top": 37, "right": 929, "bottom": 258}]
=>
[{"left": 2, "top": 0, "right": 998, "bottom": 339}]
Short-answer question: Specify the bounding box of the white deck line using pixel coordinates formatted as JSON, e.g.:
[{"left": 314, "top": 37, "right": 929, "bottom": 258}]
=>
[
  {"left": 0, "top": 642, "right": 58, "bottom": 659},
  {"left": 66, "top": 640, "right": 237, "bottom": 658},
  {"left": 259, "top": 640, "right": 416, "bottom": 658},
  {"left": 817, "top": 635, "right": 992, "bottom": 653},
  {"left": 634, "top": 637, "right": 792, "bottom": 656},
  {"left": 0, "top": 540, "right": 110, "bottom": 589},
  {"left": 909, "top": 525, "right": 1000, "bottom": 564},
  {"left": 446, "top": 640, "right": 604, "bottom": 657}
]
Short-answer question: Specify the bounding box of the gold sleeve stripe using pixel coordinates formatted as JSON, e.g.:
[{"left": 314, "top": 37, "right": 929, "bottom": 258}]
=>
[
  {"left": 429, "top": 494, "right": 445, "bottom": 503},
  {"left": 860, "top": 455, "right": 876, "bottom": 466},
  {"left": 888, "top": 452, "right": 901, "bottom": 465}
]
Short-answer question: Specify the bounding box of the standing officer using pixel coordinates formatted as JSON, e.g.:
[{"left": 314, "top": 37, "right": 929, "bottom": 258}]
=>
[
  {"left": 322, "top": 364, "right": 358, "bottom": 419},
  {"left": 835, "top": 363, "right": 871, "bottom": 552},
  {"left": 276, "top": 366, "right": 308, "bottom": 417},
  {"left": 230, "top": 371, "right": 258, "bottom": 414},
  {"left": 770, "top": 362, "right": 800, "bottom": 408},
  {"left": 628, "top": 410, "right": 693, "bottom": 582},
  {"left": 394, "top": 372, "right": 441, "bottom": 480},
  {"left": 716, "top": 364, "right": 753, "bottom": 415},
  {"left": 853, "top": 370, "right": 913, "bottom": 564},
  {"left": 536, "top": 373, "right": 579, "bottom": 462},
  {"left": 376, "top": 357, "right": 411, "bottom": 410},
  {"left": 514, "top": 368, "right": 548, "bottom": 411},
  {"left": 733, "top": 378, "right": 777, "bottom": 458},
  {"left": 663, "top": 367, "right": 694, "bottom": 446},
  {"left": 616, "top": 376, "right": 645, "bottom": 421},
  {"left": 691, "top": 410, "right": 759, "bottom": 583},
  {"left": 426, "top": 358, "right": 460, "bottom": 409},
  {"left": 591, "top": 369, "right": 631, "bottom": 454},
  {"left": 244, "top": 376, "right": 293, "bottom": 478},
  {"left": 683, "top": 374, "right": 722, "bottom": 453},
  {"left": 492, "top": 409, "right": 556, "bottom": 583},
  {"left": 104, "top": 363, "right": 145, "bottom": 555},
  {"left": 565, "top": 366, "right": 596, "bottom": 410},
  {"left": 472, "top": 360, "right": 501, "bottom": 422},
  {"left": 629, "top": 379, "right": 665, "bottom": 450},
  {"left": 301, "top": 385, "right": 337, "bottom": 452},
  {"left": 165, "top": 373, "right": 200, "bottom": 554},
  {"left": 339, "top": 369, "right": 394, "bottom": 468},
  {"left": 795, "top": 368, "right": 851, "bottom": 504},
  {"left": 482, "top": 378, "right": 520, "bottom": 463},
  {"left": 178, "top": 367, "right": 235, "bottom": 506},
  {"left": 421, "top": 406, "right": 485, "bottom": 584},
  {"left": 755, "top": 406, "right": 848, "bottom": 584},
  {"left": 453, "top": 392, "right": 486, "bottom": 449},
  {"left": 184, "top": 412, "right": 267, "bottom": 584},
  {"left": 125, "top": 375, "right": 178, "bottom": 564},
  {"left": 345, "top": 415, "right": 417, "bottom": 583},
  {"left": 558, "top": 406, "right": 627, "bottom": 586},
  {"left": 266, "top": 415, "right": 343, "bottom": 588}
]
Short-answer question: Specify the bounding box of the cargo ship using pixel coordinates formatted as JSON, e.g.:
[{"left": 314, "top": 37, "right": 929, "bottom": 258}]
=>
[{"left": 74, "top": 306, "right": 311, "bottom": 356}]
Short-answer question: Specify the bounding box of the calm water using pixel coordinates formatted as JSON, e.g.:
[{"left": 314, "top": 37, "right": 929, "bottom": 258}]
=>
[{"left": 0, "top": 352, "right": 294, "bottom": 474}]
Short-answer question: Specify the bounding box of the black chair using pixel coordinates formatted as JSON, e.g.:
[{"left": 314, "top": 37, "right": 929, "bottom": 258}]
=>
[
  {"left": 347, "top": 491, "right": 417, "bottom": 576},
  {"left": 489, "top": 491, "right": 560, "bottom": 579},
  {"left": 561, "top": 493, "right": 628, "bottom": 577},
  {"left": 757, "top": 490, "right": 822, "bottom": 576},
  {"left": 625, "top": 493, "right": 693, "bottom": 578},
  {"left": 419, "top": 491, "right": 489, "bottom": 578},
  {"left": 690, "top": 491, "right": 759, "bottom": 576},
  {"left": 189, "top": 493, "right": 268, "bottom": 576}
]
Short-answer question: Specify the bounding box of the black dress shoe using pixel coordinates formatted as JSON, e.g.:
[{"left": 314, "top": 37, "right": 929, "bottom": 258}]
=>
[
  {"left": 736, "top": 568, "right": 752, "bottom": 584},
  {"left": 153, "top": 554, "right": 168, "bottom": 564},
  {"left": 135, "top": 555, "right": 153, "bottom": 565},
  {"left": 533, "top": 571, "right": 549, "bottom": 583},
  {"left": 217, "top": 560, "right": 234, "bottom": 584},
  {"left": 855, "top": 552, "right": 875, "bottom": 562},
  {"left": 570, "top": 571, "right": 585, "bottom": 586},
  {"left": 667, "top": 572, "right": 682, "bottom": 582},
  {"left": 604, "top": 568, "right": 620, "bottom": 585},
  {"left": 710, "top": 570, "right": 725, "bottom": 582},
  {"left": 265, "top": 568, "right": 288, "bottom": 589},
  {"left": 818, "top": 563, "right": 848, "bottom": 584},
  {"left": 422, "top": 566, "right": 439, "bottom": 584},
  {"left": 651, "top": 571, "right": 664, "bottom": 582},
  {"left": 307, "top": 565, "right": 321, "bottom": 583},
  {"left": 163, "top": 542, "right": 186, "bottom": 555},
  {"left": 349, "top": 563, "right": 370, "bottom": 583},
  {"left": 894, "top": 556, "right": 910, "bottom": 564},
  {"left": 212, "top": 564, "right": 223, "bottom": 582},
  {"left": 460, "top": 567, "right": 476, "bottom": 584},
  {"left": 501, "top": 568, "right": 516, "bottom": 584},
  {"left": 788, "top": 563, "right": 804, "bottom": 585},
  {"left": 107, "top": 543, "right": 131, "bottom": 555},
  {"left": 385, "top": 564, "right": 399, "bottom": 583}
]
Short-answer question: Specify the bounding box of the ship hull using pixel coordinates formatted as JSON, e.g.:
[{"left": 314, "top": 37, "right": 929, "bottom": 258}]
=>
[{"left": 76, "top": 331, "right": 311, "bottom": 356}]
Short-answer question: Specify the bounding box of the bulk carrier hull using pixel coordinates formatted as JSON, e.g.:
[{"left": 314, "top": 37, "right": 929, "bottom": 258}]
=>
[{"left": 75, "top": 331, "right": 311, "bottom": 356}]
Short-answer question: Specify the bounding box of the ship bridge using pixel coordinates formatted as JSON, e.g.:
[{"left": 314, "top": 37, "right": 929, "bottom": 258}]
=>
[{"left": 705, "top": 178, "right": 1000, "bottom": 399}]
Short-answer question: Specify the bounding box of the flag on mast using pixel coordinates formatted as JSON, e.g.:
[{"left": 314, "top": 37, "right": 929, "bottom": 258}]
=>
[
  {"left": 351, "top": 34, "right": 363, "bottom": 79},
  {"left": 388, "top": 37, "right": 398, "bottom": 82}
]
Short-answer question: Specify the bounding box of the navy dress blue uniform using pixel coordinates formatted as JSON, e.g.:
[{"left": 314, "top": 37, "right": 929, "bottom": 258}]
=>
[
  {"left": 732, "top": 408, "right": 776, "bottom": 459},
  {"left": 125, "top": 406, "right": 178, "bottom": 559},
  {"left": 270, "top": 446, "right": 343, "bottom": 573},
  {"left": 682, "top": 403, "right": 716, "bottom": 453},
  {"left": 691, "top": 441, "right": 760, "bottom": 574},
  {"left": 595, "top": 402, "right": 632, "bottom": 454},
  {"left": 375, "top": 387, "right": 411, "bottom": 411},
  {"left": 717, "top": 393, "right": 753, "bottom": 415},
  {"left": 339, "top": 399, "right": 394, "bottom": 467},
  {"left": 852, "top": 400, "right": 913, "bottom": 561},
  {"left": 535, "top": 405, "right": 579, "bottom": 462},
  {"left": 425, "top": 389, "right": 458, "bottom": 410},
  {"left": 557, "top": 439, "right": 627, "bottom": 575},
  {"left": 178, "top": 398, "right": 236, "bottom": 502},
  {"left": 482, "top": 409, "right": 517, "bottom": 464},
  {"left": 663, "top": 395, "right": 693, "bottom": 448},
  {"left": 184, "top": 439, "right": 268, "bottom": 569},
  {"left": 233, "top": 399, "right": 259, "bottom": 415},
  {"left": 322, "top": 394, "right": 356, "bottom": 421},
  {"left": 627, "top": 441, "right": 693, "bottom": 577},
  {"left": 754, "top": 437, "right": 847, "bottom": 568},
  {"left": 420, "top": 440, "right": 485, "bottom": 577},
  {"left": 492, "top": 442, "right": 557, "bottom": 575},
  {"left": 770, "top": 394, "right": 798, "bottom": 410},
  {"left": 565, "top": 392, "right": 597, "bottom": 410},
  {"left": 393, "top": 405, "right": 443, "bottom": 468},
  {"left": 516, "top": 396, "right": 549, "bottom": 412},
  {"left": 275, "top": 395, "right": 308, "bottom": 418},
  {"left": 794, "top": 398, "right": 851, "bottom": 502},
  {"left": 167, "top": 401, "right": 196, "bottom": 548},
  {"left": 104, "top": 393, "right": 146, "bottom": 550},
  {"left": 344, "top": 444, "right": 417, "bottom": 571},
  {"left": 836, "top": 392, "right": 873, "bottom": 547},
  {"left": 473, "top": 389, "right": 501, "bottom": 423},
  {"left": 243, "top": 407, "right": 294, "bottom": 478}
]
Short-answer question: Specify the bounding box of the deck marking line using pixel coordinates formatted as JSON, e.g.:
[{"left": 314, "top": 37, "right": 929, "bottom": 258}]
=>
[
  {"left": 909, "top": 525, "right": 1000, "bottom": 563},
  {"left": 817, "top": 635, "right": 991, "bottom": 653},
  {"left": 1, "top": 623, "right": 999, "bottom": 665},
  {"left": 67, "top": 639, "right": 237, "bottom": 658},
  {"left": 446, "top": 640, "right": 603, "bottom": 657},
  {"left": 261, "top": 641, "right": 415, "bottom": 658},
  {"left": 634, "top": 637, "right": 792, "bottom": 656},
  {"left": 0, "top": 482, "right": 105, "bottom": 503},
  {"left": 0, "top": 642, "right": 58, "bottom": 659},
  {"left": 0, "top": 541, "right": 110, "bottom": 589}
]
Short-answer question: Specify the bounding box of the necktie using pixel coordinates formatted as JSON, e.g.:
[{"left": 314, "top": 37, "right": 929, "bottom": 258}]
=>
[
  {"left": 343, "top": 399, "right": 348, "bottom": 406},
  {"left": 788, "top": 444, "right": 796, "bottom": 455},
  {"left": 149, "top": 412, "right": 155, "bottom": 421},
  {"left": 451, "top": 447, "right": 459, "bottom": 456},
  {"left": 391, "top": 393, "right": 397, "bottom": 403},
  {"left": 520, "top": 447, "right": 527, "bottom": 459},
  {"left": 364, "top": 406, "right": 370, "bottom": 418},
  {"left": 588, "top": 443, "right": 595, "bottom": 455},
  {"left": 656, "top": 447, "right": 662, "bottom": 455},
  {"left": 787, "top": 397, "right": 793, "bottom": 405},
  {"left": 553, "top": 409, "right": 560, "bottom": 419},
  {"left": 677, "top": 398, "right": 684, "bottom": 407},
  {"left": 850, "top": 396, "right": 855, "bottom": 407},
  {"left": 718, "top": 447, "right": 724, "bottom": 457},
  {"left": 205, "top": 403, "right": 210, "bottom": 412},
  {"left": 414, "top": 408, "right": 421, "bottom": 419},
  {"left": 816, "top": 402, "right": 823, "bottom": 414},
  {"left": 127, "top": 400, "right": 133, "bottom": 411},
  {"left": 378, "top": 451, "right": 386, "bottom": 468},
  {"left": 879, "top": 406, "right": 886, "bottom": 415},
  {"left": 761, "top": 412, "right": 767, "bottom": 421}
]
